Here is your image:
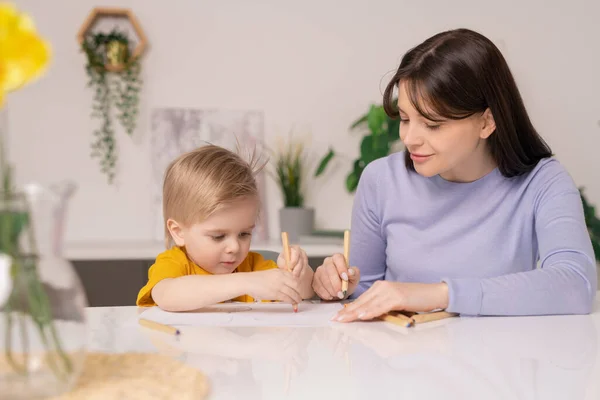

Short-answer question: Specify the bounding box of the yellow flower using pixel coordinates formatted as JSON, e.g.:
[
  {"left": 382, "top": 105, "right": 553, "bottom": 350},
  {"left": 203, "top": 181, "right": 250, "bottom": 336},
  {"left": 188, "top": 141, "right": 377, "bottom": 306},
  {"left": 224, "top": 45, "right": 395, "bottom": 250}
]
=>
[{"left": 0, "top": 2, "right": 51, "bottom": 107}]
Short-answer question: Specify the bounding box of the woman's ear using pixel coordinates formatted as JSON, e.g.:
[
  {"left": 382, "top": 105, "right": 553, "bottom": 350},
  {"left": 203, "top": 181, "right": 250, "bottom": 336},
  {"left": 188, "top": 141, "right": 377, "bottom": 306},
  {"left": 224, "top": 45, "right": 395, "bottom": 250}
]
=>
[
  {"left": 480, "top": 108, "right": 496, "bottom": 139},
  {"left": 167, "top": 219, "right": 185, "bottom": 246}
]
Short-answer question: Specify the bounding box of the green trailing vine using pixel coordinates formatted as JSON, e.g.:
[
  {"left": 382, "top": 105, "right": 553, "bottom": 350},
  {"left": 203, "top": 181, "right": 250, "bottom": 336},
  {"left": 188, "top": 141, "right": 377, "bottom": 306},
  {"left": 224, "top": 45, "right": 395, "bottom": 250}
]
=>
[
  {"left": 81, "top": 29, "right": 142, "bottom": 183},
  {"left": 114, "top": 59, "right": 141, "bottom": 136}
]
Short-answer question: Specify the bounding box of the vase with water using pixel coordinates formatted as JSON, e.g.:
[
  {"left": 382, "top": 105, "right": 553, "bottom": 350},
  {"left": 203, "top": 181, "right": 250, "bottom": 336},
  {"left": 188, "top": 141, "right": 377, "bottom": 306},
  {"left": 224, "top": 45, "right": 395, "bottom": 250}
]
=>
[{"left": 0, "top": 181, "right": 88, "bottom": 399}]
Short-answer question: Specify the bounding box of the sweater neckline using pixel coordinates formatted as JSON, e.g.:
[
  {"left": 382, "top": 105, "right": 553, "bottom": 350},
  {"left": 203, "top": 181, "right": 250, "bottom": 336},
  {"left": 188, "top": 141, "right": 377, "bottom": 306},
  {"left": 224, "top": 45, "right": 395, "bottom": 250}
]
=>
[{"left": 431, "top": 167, "right": 501, "bottom": 189}]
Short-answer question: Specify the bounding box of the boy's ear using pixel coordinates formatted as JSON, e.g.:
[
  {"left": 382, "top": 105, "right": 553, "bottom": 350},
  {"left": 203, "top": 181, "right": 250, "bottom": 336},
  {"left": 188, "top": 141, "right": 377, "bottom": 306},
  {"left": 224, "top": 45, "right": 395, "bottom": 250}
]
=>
[{"left": 167, "top": 219, "right": 185, "bottom": 246}]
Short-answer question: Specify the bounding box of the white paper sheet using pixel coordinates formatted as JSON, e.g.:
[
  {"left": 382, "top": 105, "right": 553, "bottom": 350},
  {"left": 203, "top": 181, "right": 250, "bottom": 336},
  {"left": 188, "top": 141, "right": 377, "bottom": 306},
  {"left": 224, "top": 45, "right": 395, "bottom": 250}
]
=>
[{"left": 138, "top": 302, "right": 344, "bottom": 327}]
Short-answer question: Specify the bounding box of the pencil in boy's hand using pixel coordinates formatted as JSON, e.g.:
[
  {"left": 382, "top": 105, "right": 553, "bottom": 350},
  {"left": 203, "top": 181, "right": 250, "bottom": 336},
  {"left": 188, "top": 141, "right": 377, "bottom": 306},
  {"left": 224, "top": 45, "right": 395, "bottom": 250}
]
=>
[
  {"left": 139, "top": 318, "right": 181, "bottom": 335},
  {"left": 342, "top": 230, "right": 350, "bottom": 297},
  {"left": 281, "top": 231, "right": 298, "bottom": 313}
]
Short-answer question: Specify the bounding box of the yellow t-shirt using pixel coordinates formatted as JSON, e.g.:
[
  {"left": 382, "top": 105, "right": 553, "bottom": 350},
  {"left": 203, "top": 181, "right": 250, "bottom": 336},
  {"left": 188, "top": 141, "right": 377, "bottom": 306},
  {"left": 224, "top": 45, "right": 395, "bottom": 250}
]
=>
[{"left": 136, "top": 246, "right": 277, "bottom": 307}]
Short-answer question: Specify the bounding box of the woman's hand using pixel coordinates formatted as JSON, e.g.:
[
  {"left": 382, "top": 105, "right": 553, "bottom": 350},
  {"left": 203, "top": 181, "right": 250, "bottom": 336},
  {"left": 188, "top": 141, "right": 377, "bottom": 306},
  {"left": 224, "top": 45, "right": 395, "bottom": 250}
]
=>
[
  {"left": 332, "top": 281, "right": 449, "bottom": 322},
  {"left": 312, "top": 253, "right": 360, "bottom": 300}
]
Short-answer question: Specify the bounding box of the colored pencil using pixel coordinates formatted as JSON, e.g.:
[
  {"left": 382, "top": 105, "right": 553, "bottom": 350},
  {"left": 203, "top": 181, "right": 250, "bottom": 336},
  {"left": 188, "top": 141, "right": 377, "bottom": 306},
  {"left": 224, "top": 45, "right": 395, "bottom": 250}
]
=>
[
  {"left": 411, "top": 311, "right": 458, "bottom": 324},
  {"left": 281, "top": 232, "right": 298, "bottom": 312},
  {"left": 342, "top": 230, "right": 350, "bottom": 297},
  {"left": 380, "top": 313, "right": 415, "bottom": 328},
  {"left": 139, "top": 318, "right": 180, "bottom": 335}
]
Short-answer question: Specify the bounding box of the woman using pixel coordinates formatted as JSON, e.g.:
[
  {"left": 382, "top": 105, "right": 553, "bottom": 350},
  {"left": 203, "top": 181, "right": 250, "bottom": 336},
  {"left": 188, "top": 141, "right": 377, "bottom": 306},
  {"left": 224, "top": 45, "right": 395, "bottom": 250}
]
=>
[{"left": 312, "top": 28, "right": 597, "bottom": 322}]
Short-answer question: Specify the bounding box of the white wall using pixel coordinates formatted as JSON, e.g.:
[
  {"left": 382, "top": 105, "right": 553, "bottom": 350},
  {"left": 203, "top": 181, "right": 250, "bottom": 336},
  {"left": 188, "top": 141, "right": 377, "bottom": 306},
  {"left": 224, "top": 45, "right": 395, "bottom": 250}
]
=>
[{"left": 7, "top": 0, "right": 600, "bottom": 245}]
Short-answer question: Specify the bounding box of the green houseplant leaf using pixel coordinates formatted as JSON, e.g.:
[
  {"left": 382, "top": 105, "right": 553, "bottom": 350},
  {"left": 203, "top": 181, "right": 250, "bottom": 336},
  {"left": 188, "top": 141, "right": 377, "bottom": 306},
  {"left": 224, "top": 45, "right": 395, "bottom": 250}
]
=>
[
  {"left": 367, "top": 105, "right": 388, "bottom": 136},
  {"left": 315, "top": 100, "right": 400, "bottom": 191},
  {"left": 314, "top": 148, "right": 335, "bottom": 177},
  {"left": 580, "top": 188, "right": 600, "bottom": 262},
  {"left": 345, "top": 160, "right": 364, "bottom": 192}
]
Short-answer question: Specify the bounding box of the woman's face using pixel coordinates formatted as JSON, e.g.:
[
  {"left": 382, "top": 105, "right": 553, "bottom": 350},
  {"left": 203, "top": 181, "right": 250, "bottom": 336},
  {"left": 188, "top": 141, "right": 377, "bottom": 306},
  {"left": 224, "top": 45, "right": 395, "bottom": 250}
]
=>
[{"left": 397, "top": 81, "right": 496, "bottom": 182}]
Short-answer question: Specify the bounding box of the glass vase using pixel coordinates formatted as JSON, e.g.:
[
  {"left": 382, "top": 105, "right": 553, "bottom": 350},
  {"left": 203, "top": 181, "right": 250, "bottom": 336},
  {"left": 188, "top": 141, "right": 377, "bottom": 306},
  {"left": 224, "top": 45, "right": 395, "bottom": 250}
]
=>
[{"left": 0, "top": 181, "right": 88, "bottom": 399}]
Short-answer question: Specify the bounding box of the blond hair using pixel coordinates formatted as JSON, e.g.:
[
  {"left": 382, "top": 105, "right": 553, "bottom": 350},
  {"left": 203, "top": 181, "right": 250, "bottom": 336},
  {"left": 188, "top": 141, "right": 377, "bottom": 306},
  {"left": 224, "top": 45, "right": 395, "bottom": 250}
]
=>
[{"left": 162, "top": 144, "right": 266, "bottom": 248}]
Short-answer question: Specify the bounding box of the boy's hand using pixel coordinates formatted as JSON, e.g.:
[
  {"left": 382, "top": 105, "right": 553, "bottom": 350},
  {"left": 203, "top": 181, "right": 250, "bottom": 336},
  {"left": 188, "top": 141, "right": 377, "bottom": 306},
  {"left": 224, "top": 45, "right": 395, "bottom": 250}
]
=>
[
  {"left": 277, "top": 245, "right": 309, "bottom": 277},
  {"left": 247, "top": 269, "right": 303, "bottom": 304},
  {"left": 277, "top": 245, "right": 315, "bottom": 299}
]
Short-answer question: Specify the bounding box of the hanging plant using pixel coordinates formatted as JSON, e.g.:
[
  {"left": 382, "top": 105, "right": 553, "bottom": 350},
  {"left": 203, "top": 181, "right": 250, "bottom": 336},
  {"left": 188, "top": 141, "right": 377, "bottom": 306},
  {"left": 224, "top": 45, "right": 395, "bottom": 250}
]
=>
[{"left": 80, "top": 28, "right": 143, "bottom": 183}]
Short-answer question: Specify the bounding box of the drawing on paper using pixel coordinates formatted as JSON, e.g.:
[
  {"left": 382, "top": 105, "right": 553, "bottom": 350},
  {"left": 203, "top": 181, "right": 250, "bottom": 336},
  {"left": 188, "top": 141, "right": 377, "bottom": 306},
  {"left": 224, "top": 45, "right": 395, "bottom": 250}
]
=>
[
  {"left": 150, "top": 108, "right": 268, "bottom": 242},
  {"left": 138, "top": 302, "right": 344, "bottom": 328}
]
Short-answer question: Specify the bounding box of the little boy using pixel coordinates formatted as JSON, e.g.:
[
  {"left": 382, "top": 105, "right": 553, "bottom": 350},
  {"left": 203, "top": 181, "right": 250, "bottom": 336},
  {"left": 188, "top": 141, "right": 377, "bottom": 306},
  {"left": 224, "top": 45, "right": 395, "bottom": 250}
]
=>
[{"left": 136, "top": 145, "right": 314, "bottom": 311}]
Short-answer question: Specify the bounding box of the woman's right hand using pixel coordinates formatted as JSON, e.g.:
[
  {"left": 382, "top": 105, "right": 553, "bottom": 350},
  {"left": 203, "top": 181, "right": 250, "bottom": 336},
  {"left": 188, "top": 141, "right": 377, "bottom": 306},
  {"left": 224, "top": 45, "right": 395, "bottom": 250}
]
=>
[
  {"left": 312, "top": 253, "right": 360, "bottom": 300},
  {"left": 247, "top": 269, "right": 303, "bottom": 304}
]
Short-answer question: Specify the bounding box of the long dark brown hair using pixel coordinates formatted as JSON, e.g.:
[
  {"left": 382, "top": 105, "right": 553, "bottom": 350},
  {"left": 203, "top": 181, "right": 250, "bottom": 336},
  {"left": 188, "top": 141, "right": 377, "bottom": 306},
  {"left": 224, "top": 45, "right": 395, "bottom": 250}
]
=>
[{"left": 383, "top": 28, "right": 552, "bottom": 177}]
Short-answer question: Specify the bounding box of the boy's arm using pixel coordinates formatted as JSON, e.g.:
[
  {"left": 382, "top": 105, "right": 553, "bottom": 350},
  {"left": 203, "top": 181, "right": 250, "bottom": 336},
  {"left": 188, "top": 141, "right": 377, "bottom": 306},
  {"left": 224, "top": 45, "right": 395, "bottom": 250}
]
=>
[
  {"left": 151, "top": 274, "right": 247, "bottom": 312},
  {"left": 153, "top": 269, "right": 303, "bottom": 311}
]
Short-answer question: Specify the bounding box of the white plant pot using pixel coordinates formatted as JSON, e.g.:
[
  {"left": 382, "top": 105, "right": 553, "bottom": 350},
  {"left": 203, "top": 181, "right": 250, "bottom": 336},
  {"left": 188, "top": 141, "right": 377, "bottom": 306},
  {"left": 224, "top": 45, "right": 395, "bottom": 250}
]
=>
[{"left": 279, "top": 207, "right": 315, "bottom": 243}]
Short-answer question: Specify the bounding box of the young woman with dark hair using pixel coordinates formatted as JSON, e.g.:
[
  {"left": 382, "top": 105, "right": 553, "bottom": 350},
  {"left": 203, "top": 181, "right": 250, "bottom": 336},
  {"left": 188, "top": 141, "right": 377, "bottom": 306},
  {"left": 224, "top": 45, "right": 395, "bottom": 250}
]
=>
[{"left": 312, "top": 28, "right": 597, "bottom": 321}]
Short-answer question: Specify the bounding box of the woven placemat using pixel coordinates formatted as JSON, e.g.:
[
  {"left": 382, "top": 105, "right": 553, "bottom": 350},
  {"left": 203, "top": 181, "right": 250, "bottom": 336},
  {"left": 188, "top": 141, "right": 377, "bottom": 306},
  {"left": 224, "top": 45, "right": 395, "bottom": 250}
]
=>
[{"left": 52, "top": 352, "right": 209, "bottom": 400}]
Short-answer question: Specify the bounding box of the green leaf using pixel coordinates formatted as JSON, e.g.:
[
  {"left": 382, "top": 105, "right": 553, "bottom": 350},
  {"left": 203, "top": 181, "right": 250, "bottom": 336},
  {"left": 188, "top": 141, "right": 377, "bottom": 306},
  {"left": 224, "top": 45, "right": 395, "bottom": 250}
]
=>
[
  {"left": 360, "top": 134, "right": 390, "bottom": 164},
  {"left": 346, "top": 170, "right": 359, "bottom": 193},
  {"left": 314, "top": 149, "right": 335, "bottom": 177},
  {"left": 387, "top": 117, "right": 400, "bottom": 142},
  {"left": 0, "top": 211, "right": 29, "bottom": 254},
  {"left": 367, "top": 105, "right": 387, "bottom": 136},
  {"left": 345, "top": 160, "right": 365, "bottom": 193},
  {"left": 350, "top": 113, "right": 368, "bottom": 130},
  {"left": 580, "top": 188, "right": 600, "bottom": 262}
]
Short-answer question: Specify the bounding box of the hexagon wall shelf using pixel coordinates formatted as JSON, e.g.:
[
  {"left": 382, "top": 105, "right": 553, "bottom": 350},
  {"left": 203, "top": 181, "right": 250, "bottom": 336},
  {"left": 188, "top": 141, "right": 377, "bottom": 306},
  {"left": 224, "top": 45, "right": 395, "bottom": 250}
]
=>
[{"left": 77, "top": 7, "right": 147, "bottom": 72}]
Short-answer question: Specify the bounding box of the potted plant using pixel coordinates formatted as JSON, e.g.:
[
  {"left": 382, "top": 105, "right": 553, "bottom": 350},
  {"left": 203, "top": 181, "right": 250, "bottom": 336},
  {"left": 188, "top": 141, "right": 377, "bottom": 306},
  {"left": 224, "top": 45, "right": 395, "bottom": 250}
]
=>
[
  {"left": 81, "top": 28, "right": 143, "bottom": 183},
  {"left": 315, "top": 102, "right": 400, "bottom": 192},
  {"left": 268, "top": 136, "right": 315, "bottom": 242}
]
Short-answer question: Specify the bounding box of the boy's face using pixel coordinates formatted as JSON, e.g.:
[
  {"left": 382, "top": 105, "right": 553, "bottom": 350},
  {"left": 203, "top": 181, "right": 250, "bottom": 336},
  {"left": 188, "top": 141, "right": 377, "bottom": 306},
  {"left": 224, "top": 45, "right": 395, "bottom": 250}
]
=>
[{"left": 169, "top": 197, "right": 259, "bottom": 274}]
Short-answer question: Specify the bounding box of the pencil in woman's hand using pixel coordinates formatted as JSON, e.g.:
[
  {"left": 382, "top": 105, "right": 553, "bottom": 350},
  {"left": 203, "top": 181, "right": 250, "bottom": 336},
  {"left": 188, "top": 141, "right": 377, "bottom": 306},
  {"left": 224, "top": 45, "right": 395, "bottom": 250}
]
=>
[
  {"left": 281, "top": 231, "right": 298, "bottom": 313},
  {"left": 342, "top": 230, "right": 350, "bottom": 297}
]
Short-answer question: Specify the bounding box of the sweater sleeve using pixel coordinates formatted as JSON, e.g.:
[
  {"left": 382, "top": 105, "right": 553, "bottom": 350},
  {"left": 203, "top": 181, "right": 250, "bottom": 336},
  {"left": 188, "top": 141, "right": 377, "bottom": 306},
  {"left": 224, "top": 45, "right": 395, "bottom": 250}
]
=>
[
  {"left": 442, "top": 169, "right": 597, "bottom": 316},
  {"left": 349, "top": 161, "right": 388, "bottom": 298}
]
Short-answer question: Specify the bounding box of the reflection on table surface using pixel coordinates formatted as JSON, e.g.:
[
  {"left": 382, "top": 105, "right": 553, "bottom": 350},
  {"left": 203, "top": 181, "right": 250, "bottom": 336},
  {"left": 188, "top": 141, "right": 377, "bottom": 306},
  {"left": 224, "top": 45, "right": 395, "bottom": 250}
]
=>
[{"left": 85, "top": 302, "right": 600, "bottom": 400}]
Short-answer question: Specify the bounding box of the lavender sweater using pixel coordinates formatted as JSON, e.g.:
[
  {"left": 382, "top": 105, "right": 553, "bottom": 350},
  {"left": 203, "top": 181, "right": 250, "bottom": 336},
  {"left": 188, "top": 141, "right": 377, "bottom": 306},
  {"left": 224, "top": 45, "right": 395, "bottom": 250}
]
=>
[{"left": 349, "top": 152, "right": 597, "bottom": 316}]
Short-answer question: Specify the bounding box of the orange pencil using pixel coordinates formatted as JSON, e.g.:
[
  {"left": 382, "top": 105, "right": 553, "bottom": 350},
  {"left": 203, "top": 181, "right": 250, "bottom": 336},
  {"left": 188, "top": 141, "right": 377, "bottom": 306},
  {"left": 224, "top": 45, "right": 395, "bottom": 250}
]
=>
[
  {"left": 139, "top": 318, "right": 181, "bottom": 335},
  {"left": 281, "top": 232, "right": 298, "bottom": 312},
  {"left": 411, "top": 311, "right": 458, "bottom": 324},
  {"left": 342, "top": 230, "right": 350, "bottom": 297}
]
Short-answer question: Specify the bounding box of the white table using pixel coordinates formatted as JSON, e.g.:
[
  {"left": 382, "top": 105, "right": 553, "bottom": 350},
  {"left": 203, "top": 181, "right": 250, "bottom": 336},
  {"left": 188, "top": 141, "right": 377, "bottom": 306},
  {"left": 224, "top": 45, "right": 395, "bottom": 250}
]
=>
[{"left": 85, "top": 297, "right": 600, "bottom": 400}]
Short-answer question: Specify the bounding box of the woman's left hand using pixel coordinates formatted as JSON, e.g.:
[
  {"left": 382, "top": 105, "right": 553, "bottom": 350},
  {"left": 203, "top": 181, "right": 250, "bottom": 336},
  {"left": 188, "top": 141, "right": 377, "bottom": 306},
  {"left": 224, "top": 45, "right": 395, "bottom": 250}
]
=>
[{"left": 332, "top": 281, "right": 449, "bottom": 322}]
